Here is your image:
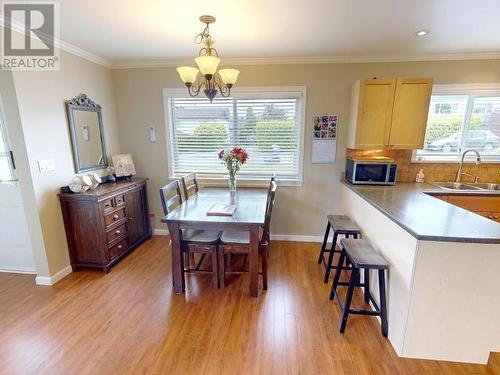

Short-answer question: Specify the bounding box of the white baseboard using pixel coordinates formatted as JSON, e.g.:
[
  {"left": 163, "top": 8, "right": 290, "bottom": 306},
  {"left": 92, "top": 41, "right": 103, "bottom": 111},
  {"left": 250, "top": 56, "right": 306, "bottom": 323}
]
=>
[
  {"left": 0, "top": 266, "right": 36, "bottom": 274},
  {"left": 270, "top": 234, "right": 325, "bottom": 242},
  {"left": 152, "top": 228, "right": 332, "bottom": 243},
  {"left": 35, "top": 265, "right": 72, "bottom": 286},
  {"left": 153, "top": 228, "right": 169, "bottom": 236}
]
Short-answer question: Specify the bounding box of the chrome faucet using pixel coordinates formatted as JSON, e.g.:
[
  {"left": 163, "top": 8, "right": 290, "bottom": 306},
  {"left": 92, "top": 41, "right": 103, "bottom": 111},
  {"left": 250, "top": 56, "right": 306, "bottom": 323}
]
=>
[{"left": 455, "top": 149, "right": 482, "bottom": 183}]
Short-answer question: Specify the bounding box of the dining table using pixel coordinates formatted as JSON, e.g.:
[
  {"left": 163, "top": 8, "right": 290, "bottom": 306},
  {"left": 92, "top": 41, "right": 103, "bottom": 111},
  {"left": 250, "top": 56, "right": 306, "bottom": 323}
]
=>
[{"left": 161, "top": 187, "right": 268, "bottom": 297}]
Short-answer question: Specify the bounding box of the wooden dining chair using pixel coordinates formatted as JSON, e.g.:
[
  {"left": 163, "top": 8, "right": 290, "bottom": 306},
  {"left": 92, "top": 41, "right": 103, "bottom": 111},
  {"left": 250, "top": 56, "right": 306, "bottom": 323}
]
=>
[
  {"left": 217, "top": 180, "right": 277, "bottom": 289},
  {"left": 181, "top": 172, "right": 199, "bottom": 199},
  {"left": 160, "top": 180, "right": 221, "bottom": 288}
]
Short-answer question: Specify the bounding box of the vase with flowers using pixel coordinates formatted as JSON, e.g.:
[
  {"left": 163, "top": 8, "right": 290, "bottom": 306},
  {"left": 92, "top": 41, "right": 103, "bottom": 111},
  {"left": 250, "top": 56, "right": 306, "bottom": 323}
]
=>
[{"left": 218, "top": 147, "right": 248, "bottom": 192}]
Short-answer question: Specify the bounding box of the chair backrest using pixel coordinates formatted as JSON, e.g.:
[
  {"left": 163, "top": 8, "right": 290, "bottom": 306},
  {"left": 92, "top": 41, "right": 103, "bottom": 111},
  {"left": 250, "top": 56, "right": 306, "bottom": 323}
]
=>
[
  {"left": 181, "top": 172, "right": 199, "bottom": 199},
  {"left": 262, "top": 180, "right": 277, "bottom": 244},
  {"left": 160, "top": 180, "right": 183, "bottom": 215}
]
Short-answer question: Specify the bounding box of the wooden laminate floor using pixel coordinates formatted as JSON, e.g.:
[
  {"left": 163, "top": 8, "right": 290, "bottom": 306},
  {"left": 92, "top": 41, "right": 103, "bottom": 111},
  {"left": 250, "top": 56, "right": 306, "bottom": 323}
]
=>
[{"left": 0, "top": 236, "right": 498, "bottom": 375}]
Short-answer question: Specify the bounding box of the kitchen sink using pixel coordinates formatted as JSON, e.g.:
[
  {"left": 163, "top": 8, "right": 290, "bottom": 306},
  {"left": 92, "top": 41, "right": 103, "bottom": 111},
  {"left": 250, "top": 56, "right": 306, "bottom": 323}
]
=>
[
  {"left": 433, "top": 182, "right": 483, "bottom": 191},
  {"left": 468, "top": 183, "right": 500, "bottom": 191},
  {"left": 433, "top": 181, "right": 500, "bottom": 192}
]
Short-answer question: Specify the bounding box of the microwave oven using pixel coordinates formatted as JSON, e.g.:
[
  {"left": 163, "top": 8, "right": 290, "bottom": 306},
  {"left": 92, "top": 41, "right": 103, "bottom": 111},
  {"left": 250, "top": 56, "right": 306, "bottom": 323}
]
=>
[{"left": 345, "top": 158, "right": 397, "bottom": 185}]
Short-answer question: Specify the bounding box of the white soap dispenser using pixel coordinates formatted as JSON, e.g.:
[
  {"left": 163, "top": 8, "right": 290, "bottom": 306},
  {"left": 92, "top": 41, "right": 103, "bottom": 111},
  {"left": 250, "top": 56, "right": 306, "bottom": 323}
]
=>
[{"left": 416, "top": 169, "right": 425, "bottom": 183}]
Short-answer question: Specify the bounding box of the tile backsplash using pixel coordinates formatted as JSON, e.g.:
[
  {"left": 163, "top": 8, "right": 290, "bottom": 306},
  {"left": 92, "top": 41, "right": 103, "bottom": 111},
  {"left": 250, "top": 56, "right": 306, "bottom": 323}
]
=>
[{"left": 346, "top": 149, "right": 500, "bottom": 183}]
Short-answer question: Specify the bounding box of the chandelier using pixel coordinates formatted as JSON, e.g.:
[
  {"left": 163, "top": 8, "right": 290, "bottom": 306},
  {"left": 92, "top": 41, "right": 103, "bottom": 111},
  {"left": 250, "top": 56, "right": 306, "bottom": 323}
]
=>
[{"left": 176, "top": 15, "right": 240, "bottom": 103}]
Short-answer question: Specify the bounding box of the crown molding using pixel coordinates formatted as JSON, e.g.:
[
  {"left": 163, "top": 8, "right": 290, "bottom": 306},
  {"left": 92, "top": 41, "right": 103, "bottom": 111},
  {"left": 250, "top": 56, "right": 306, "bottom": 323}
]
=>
[
  {"left": 2, "top": 18, "right": 499, "bottom": 70},
  {"left": 0, "top": 19, "right": 112, "bottom": 68},
  {"left": 111, "top": 51, "right": 500, "bottom": 69}
]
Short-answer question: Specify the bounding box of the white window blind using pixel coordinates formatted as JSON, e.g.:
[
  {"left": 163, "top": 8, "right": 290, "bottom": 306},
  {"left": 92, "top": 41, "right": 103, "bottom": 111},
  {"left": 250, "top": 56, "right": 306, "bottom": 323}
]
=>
[{"left": 166, "top": 90, "right": 304, "bottom": 182}]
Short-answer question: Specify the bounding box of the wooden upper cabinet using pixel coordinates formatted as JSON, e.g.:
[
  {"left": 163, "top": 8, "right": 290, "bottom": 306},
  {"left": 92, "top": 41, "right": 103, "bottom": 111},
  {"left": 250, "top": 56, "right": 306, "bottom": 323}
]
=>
[
  {"left": 347, "top": 77, "right": 433, "bottom": 150},
  {"left": 349, "top": 79, "right": 396, "bottom": 149},
  {"left": 388, "top": 78, "right": 433, "bottom": 149}
]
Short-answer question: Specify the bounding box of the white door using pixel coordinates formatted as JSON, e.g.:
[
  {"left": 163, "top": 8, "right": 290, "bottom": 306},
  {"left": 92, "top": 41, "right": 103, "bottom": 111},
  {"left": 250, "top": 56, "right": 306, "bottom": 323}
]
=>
[{"left": 0, "top": 103, "right": 35, "bottom": 273}]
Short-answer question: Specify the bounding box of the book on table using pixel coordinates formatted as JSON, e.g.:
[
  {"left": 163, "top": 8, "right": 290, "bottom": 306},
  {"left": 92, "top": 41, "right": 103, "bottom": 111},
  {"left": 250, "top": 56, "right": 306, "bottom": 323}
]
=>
[{"left": 207, "top": 204, "right": 237, "bottom": 216}]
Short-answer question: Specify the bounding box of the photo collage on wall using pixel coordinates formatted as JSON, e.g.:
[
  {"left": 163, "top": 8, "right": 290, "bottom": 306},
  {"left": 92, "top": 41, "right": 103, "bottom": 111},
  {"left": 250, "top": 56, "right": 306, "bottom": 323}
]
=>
[{"left": 313, "top": 115, "right": 337, "bottom": 140}]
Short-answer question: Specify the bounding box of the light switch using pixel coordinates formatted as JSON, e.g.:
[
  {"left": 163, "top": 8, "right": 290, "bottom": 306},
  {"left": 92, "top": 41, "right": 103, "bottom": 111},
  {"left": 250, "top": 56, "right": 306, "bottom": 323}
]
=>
[
  {"left": 38, "top": 159, "right": 55, "bottom": 173},
  {"left": 148, "top": 125, "right": 157, "bottom": 143}
]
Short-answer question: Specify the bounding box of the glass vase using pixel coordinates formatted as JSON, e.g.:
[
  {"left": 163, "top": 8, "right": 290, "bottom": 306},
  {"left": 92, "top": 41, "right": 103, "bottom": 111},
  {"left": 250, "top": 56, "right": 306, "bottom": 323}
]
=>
[{"left": 228, "top": 175, "right": 237, "bottom": 192}]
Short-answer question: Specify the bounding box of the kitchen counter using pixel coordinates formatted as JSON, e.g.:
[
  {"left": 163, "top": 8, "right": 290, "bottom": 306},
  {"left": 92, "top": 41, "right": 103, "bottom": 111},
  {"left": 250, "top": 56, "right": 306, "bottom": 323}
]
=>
[
  {"left": 341, "top": 180, "right": 500, "bottom": 244},
  {"left": 340, "top": 181, "right": 500, "bottom": 364}
]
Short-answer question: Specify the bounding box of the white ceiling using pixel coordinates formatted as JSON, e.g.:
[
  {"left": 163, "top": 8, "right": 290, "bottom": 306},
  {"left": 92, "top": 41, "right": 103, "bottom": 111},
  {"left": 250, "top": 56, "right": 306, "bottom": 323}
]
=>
[{"left": 57, "top": 0, "right": 500, "bottom": 66}]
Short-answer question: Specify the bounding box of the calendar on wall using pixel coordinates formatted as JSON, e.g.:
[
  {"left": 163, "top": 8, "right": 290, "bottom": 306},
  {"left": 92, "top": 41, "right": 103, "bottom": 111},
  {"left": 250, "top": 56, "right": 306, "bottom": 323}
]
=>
[{"left": 312, "top": 114, "right": 337, "bottom": 164}]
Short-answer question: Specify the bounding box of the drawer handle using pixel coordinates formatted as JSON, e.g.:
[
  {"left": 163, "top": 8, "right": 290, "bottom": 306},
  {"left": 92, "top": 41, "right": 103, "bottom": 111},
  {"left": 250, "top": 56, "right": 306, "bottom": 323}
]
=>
[
  {"left": 117, "top": 244, "right": 123, "bottom": 250},
  {"left": 113, "top": 214, "right": 119, "bottom": 220},
  {"left": 115, "top": 230, "right": 121, "bottom": 235}
]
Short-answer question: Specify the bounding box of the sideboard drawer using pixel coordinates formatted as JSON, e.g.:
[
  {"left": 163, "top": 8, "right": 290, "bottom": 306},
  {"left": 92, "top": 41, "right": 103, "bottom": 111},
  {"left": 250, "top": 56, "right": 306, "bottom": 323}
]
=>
[
  {"left": 107, "top": 223, "right": 127, "bottom": 243},
  {"left": 105, "top": 208, "right": 126, "bottom": 227},
  {"left": 115, "top": 194, "right": 125, "bottom": 207},
  {"left": 109, "top": 238, "right": 128, "bottom": 259},
  {"left": 101, "top": 197, "right": 114, "bottom": 211}
]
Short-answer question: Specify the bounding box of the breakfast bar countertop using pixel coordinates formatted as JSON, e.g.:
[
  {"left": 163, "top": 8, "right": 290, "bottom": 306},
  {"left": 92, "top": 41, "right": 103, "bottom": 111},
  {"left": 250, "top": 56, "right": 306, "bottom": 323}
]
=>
[{"left": 341, "top": 180, "right": 500, "bottom": 244}]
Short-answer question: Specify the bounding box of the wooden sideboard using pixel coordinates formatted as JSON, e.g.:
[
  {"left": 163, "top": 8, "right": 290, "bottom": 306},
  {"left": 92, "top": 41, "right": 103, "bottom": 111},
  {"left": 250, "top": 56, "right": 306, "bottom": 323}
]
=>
[{"left": 59, "top": 178, "right": 152, "bottom": 272}]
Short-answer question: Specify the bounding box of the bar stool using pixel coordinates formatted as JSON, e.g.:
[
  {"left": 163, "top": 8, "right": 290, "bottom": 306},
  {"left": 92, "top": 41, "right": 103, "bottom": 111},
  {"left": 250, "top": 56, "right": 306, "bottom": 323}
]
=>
[
  {"left": 318, "top": 215, "right": 361, "bottom": 283},
  {"left": 329, "top": 238, "right": 389, "bottom": 337}
]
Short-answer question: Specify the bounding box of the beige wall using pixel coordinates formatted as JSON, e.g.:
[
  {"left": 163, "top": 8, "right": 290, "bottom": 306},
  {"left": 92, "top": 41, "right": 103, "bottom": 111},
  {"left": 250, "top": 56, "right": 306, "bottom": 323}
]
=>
[
  {"left": 112, "top": 60, "right": 500, "bottom": 237},
  {"left": 11, "top": 50, "right": 120, "bottom": 275}
]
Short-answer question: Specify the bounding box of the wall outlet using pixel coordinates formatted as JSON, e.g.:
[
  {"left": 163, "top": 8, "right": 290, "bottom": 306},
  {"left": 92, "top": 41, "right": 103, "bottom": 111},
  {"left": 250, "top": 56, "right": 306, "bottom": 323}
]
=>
[{"left": 38, "top": 159, "right": 55, "bottom": 173}]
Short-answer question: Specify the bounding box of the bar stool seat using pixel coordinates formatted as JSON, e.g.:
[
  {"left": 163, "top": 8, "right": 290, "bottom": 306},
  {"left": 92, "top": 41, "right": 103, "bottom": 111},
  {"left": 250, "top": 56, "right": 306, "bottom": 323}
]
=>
[
  {"left": 342, "top": 239, "right": 389, "bottom": 270},
  {"left": 327, "top": 215, "right": 362, "bottom": 234},
  {"left": 318, "top": 215, "right": 361, "bottom": 283},
  {"left": 329, "top": 238, "right": 389, "bottom": 337}
]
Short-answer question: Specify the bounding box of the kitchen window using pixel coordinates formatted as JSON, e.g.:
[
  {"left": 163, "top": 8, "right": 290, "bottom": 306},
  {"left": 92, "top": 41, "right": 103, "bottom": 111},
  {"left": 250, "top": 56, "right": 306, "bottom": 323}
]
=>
[
  {"left": 414, "top": 84, "right": 500, "bottom": 163},
  {"left": 163, "top": 87, "right": 306, "bottom": 185}
]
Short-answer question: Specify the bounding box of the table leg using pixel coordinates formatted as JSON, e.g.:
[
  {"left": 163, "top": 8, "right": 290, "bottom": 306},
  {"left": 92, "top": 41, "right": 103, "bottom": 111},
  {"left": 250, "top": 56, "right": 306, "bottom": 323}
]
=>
[
  {"left": 249, "top": 225, "right": 260, "bottom": 297},
  {"left": 168, "top": 222, "right": 184, "bottom": 294}
]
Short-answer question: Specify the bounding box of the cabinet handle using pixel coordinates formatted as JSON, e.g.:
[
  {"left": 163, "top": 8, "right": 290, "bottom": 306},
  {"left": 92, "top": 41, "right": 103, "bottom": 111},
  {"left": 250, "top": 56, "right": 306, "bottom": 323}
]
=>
[
  {"left": 117, "top": 245, "right": 123, "bottom": 250},
  {"left": 116, "top": 230, "right": 121, "bottom": 235},
  {"left": 113, "top": 214, "right": 119, "bottom": 220}
]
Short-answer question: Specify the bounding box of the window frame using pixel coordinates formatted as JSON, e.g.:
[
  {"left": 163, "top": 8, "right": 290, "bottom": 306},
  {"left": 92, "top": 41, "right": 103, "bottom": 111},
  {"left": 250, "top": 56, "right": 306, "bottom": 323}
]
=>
[
  {"left": 163, "top": 86, "right": 307, "bottom": 186},
  {"left": 412, "top": 83, "right": 500, "bottom": 163}
]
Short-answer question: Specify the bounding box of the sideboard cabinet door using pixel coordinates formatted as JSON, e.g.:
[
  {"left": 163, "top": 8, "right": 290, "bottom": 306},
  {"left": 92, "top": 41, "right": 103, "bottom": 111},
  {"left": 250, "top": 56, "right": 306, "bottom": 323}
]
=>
[{"left": 125, "top": 186, "right": 149, "bottom": 246}]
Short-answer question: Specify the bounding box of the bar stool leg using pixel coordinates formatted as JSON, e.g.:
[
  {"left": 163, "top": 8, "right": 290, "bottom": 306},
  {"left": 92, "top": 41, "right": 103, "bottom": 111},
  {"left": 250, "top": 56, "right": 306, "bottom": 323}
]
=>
[
  {"left": 364, "top": 268, "right": 370, "bottom": 303},
  {"left": 340, "top": 268, "right": 358, "bottom": 333},
  {"left": 329, "top": 249, "right": 346, "bottom": 300},
  {"left": 378, "top": 269, "right": 388, "bottom": 337},
  {"left": 323, "top": 231, "right": 339, "bottom": 283},
  {"left": 318, "top": 221, "right": 331, "bottom": 264}
]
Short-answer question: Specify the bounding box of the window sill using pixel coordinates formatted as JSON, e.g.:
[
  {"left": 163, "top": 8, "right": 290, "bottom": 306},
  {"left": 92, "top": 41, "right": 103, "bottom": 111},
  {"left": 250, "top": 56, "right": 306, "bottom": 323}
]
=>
[
  {"left": 170, "top": 176, "right": 303, "bottom": 187},
  {"left": 411, "top": 151, "right": 500, "bottom": 164}
]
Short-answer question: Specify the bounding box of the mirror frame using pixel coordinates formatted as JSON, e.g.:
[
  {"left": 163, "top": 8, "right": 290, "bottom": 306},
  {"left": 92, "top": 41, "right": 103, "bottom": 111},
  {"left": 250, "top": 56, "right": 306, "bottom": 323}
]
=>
[{"left": 65, "top": 93, "right": 107, "bottom": 173}]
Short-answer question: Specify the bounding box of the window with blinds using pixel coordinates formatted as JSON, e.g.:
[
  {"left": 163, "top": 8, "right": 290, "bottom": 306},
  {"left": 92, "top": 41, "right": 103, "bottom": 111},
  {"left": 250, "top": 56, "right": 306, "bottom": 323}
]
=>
[{"left": 166, "top": 89, "right": 304, "bottom": 183}]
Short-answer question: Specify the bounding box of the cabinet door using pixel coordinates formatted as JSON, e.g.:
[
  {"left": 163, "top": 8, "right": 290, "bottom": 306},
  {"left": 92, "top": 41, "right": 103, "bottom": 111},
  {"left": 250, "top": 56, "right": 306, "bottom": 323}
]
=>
[
  {"left": 354, "top": 79, "right": 396, "bottom": 149},
  {"left": 125, "top": 186, "right": 149, "bottom": 245},
  {"left": 389, "top": 78, "right": 433, "bottom": 149}
]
